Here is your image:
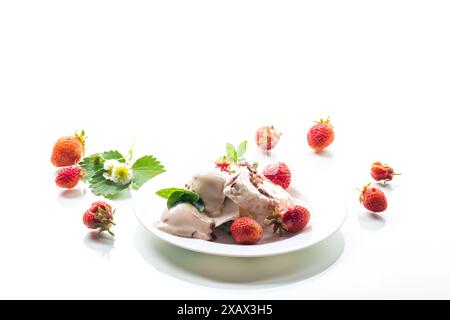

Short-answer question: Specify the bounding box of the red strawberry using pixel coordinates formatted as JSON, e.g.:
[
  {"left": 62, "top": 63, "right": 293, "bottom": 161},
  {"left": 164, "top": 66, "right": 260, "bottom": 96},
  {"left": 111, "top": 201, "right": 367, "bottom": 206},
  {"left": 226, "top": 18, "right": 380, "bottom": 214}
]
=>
[
  {"left": 230, "top": 217, "right": 263, "bottom": 245},
  {"left": 371, "top": 161, "right": 400, "bottom": 183},
  {"left": 265, "top": 205, "right": 310, "bottom": 234},
  {"left": 359, "top": 183, "right": 387, "bottom": 213},
  {"left": 263, "top": 162, "right": 291, "bottom": 189},
  {"left": 55, "top": 166, "right": 82, "bottom": 189},
  {"left": 215, "top": 158, "right": 232, "bottom": 174},
  {"left": 83, "top": 201, "right": 115, "bottom": 236},
  {"left": 51, "top": 130, "right": 86, "bottom": 167},
  {"left": 255, "top": 125, "right": 282, "bottom": 152},
  {"left": 307, "top": 117, "right": 335, "bottom": 152}
]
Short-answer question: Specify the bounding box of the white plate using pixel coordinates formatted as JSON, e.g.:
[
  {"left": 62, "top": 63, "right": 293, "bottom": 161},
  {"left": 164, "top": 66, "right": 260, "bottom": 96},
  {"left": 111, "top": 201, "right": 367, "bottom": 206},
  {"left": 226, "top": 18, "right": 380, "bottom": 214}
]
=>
[{"left": 133, "top": 149, "right": 347, "bottom": 257}]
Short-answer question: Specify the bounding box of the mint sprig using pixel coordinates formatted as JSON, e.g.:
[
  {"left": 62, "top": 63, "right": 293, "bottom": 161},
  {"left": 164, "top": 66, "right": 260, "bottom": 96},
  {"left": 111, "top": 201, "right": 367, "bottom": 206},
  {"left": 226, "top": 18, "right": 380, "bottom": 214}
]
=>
[
  {"left": 225, "top": 140, "right": 247, "bottom": 165},
  {"left": 156, "top": 188, "right": 205, "bottom": 212}
]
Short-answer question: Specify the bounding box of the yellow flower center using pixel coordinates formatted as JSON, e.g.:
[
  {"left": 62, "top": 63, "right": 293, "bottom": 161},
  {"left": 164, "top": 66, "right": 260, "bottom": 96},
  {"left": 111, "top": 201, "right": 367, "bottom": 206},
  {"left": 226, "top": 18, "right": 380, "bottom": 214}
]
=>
[{"left": 115, "top": 167, "right": 129, "bottom": 179}]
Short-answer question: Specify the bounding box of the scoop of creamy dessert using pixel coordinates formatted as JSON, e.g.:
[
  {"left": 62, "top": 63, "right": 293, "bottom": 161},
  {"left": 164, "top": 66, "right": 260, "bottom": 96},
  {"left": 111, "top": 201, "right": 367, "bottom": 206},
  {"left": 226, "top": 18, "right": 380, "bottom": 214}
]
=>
[
  {"left": 156, "top": 203, "right": 215, "bottom": 240},
  {"left": 156, "top": 170, "right": 239, "bottom": 240},
  {"left": 223, "top": 165, "right": 294, "bottom": 224},
  {"left": 189, "top": 170, "right": 227, "bottom": 216}
]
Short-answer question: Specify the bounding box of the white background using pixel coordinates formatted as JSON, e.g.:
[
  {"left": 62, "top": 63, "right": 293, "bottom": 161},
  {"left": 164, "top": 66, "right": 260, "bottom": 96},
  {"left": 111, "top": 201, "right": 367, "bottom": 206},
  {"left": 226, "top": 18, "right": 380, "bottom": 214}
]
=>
[{"left": 1, "top": 1, "right": 450, "bottom": 299}]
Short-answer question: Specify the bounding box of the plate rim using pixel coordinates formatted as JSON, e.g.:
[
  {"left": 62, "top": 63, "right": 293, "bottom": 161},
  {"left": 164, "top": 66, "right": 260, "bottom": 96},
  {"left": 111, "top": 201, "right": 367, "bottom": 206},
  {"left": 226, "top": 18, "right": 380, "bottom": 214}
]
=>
[{"left": 134, "top": 203, "right": 347, "bottom": 258}]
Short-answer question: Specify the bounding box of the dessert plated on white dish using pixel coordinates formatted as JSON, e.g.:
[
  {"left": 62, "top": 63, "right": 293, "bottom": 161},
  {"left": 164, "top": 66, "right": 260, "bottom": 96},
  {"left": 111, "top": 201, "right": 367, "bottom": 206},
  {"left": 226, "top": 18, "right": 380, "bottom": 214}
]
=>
[{"left": 133, "top": 157, "right": 347, "bottom": 258}]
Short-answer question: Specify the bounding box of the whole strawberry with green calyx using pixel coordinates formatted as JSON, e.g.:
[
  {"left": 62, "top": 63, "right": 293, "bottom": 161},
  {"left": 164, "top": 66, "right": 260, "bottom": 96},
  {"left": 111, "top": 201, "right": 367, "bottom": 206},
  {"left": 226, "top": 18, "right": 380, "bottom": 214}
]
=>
[
  {"left": 359, "top": 183, "right": 387, "bottom": 213},
  {"left": 265, "top": 205, "right": 310, "bottom": 235},
  {"left": 307, "top": 117, "right": 335, "bottom": 152},
  {"left": 51, "top": 130, "right": 86, "bottom": 167},
  {"left": 83, "top": 201, "right": 115, "bottom": 236},
  {"left": 371, "top": 161, "right": 400, "bottom": 183}
]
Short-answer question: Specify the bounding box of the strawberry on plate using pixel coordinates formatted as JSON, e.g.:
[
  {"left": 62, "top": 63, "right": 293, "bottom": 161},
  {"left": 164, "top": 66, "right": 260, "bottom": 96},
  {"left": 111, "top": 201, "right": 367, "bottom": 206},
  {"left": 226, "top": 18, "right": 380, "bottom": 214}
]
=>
[
  {"left": 265, "top": 205, "right": 310, "bottom": 235},
  {"left": 230, "top": 217, "right": 263, "bottom": 245},
  {"left": 262, "top": 162, "right": 291, "bottom": 189}
]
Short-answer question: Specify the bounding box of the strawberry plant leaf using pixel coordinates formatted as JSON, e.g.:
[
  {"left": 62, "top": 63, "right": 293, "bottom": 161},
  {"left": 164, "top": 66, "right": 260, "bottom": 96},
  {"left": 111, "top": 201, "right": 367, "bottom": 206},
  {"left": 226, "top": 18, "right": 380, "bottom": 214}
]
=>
[
  {"left": 88, "top": 171, "right": 129, "bottom": 198},
  {"left": 131, "top": 155, "right": 165, "bottom": 190},
  {"left": 79, "top": 154, "right": 103, "bottom": 179},
  {"left": 103, "top": 150, "right": 126, "bottom": 162},
  {"left": 237, "top": 140, "right": 247, "bottom": 157},
  {"left": 80, "top": 151, "right": 164, "bottom": 198},
  {"left": 79, "top": 150, "right": 125, "bottom": 180}
]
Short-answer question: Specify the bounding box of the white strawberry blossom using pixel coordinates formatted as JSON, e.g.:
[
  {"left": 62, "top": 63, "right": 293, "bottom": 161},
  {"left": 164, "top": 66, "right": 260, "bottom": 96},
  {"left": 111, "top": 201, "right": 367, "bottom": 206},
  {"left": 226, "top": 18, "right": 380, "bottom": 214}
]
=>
[
  {"left": 111, "top": 163, "right": 133, "bottom": 185},
  {"left": 103, "top": 159, "right": 121, "bottom": 180}
]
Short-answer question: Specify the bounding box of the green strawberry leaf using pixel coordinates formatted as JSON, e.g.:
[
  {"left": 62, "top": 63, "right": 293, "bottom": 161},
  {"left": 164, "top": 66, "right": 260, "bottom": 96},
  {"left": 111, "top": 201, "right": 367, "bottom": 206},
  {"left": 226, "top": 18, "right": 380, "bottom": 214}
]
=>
[
  {"left": 131, "top": 155, "right": 165, "bottom": 190},
  {"left": 79, "top": 154, "right": 103, "bottom": 179},
  {"left": 237, "top": 140, "right": 247, "bottom": 157},
  {"left": 79, "top": 150, "right": 125, "bottom": 180},
  {"left": 88, "top": 172, "right": 130, "bottom": 198},
  {"left": 103, "top": 150, "right": 126, "bottom": 162},
  {"left": 80, "top": 150, "right": 163, "bottom": 198}
]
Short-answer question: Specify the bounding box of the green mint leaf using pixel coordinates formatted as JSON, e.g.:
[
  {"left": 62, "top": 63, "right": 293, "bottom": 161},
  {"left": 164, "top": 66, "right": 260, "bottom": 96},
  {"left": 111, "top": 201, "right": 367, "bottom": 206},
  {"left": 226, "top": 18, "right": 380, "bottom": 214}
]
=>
[
  {"left": 237, "top": 140, "right": 247, "bottom": 157},
  {"left": 159, "top": 188, "right": 203, "bottom": 212},
  {"left": 192, "top": 199, "right": 205, "bottom": 212},
  {"left": 233, "top": 150, "right": 238, "bottom": 163},
  {"left": 226, "top": 143, "right": 235, "bottom": 163},
  {"left": 156, "top": 188, "right": 188, "bottom": 199},
  {"left": 131, "top": 155, "right": 165, "bottom": 190},
  {"left": 167, "top": 191, "right": 201, "bottom": 210}
]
